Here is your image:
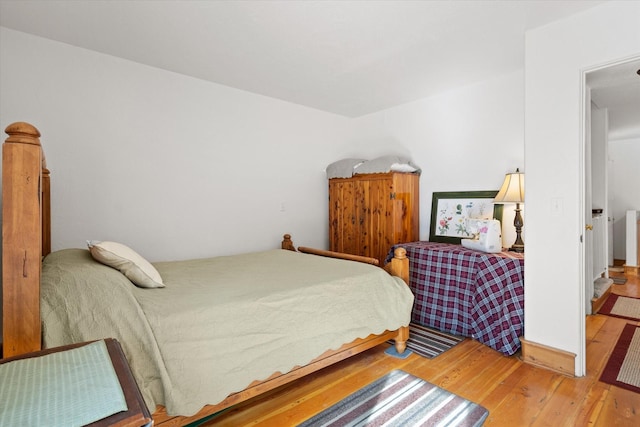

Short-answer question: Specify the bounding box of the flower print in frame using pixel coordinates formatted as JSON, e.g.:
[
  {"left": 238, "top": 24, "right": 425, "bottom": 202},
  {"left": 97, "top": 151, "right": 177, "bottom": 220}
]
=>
[{"left": 429, "top": 191, "right": 504, "bottom": 244}]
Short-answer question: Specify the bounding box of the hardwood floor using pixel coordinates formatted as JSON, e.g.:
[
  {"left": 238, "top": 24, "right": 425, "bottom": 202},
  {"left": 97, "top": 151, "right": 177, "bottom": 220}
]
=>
[{"left": 205, "top": 271, "right": 640, "bottom": 426}]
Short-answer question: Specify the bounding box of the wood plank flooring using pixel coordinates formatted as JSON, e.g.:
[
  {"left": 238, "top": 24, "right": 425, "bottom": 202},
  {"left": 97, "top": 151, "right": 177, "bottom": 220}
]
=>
[{"left": 204, "top": 270, "right": 640, "bottom": 426}]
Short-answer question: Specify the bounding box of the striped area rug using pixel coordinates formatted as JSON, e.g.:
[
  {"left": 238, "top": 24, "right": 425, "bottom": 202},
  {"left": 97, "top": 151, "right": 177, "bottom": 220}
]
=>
[
  {"left": 391, "top": 323, "right": 465, "bottom": 359},
  {"left": 298, "top": 370, "right": 489, "bottom": 426},
  {"left": 600, "top": 323, "right": 640, "bottom": 394}
]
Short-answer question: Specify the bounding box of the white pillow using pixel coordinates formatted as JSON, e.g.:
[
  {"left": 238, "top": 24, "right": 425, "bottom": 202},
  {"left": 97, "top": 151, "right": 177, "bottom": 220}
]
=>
[{"left": 87, "top": 240, "right": 165, "bottom": 288}]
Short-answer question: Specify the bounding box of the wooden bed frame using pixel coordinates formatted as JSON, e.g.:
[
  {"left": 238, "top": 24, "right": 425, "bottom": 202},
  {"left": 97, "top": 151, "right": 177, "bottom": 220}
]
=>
[{"left": 1, "top": 122, "right": 411, "bottom": 426}]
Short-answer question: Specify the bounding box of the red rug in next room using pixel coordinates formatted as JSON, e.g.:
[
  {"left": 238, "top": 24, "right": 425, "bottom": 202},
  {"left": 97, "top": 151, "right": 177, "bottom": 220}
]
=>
[
  {"left": 600, "top": 323, "right": 640, "bottom": 394},
  {"left": 598, "top": 294, "right": 640, "bottom": 321}
]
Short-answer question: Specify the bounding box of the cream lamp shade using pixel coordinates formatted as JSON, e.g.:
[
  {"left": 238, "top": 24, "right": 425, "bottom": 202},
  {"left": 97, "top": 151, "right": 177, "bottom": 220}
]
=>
[
  {"left": 494, "top": 168, "right": 524, "bottom": 203},
  {"left": 494, "top": 168, "right": 525, "bottom": 253}
]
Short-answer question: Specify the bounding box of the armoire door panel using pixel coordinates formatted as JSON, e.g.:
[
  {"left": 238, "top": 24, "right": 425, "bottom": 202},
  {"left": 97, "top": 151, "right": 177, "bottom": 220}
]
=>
[{"left": 329, "top": 172, "right": 419, "bottom": 266}]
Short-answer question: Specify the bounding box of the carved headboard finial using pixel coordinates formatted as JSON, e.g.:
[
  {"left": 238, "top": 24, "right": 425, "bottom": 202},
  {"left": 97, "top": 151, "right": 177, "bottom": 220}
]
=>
[
  {"left": 393, "top": 247, "right": 407, "bottom": 259},
  {"left": 5, "top": 122, "right": 41, "bottom": 146},
  {"left": 281, "top": 234, "right": 296, "bottom": 251}
]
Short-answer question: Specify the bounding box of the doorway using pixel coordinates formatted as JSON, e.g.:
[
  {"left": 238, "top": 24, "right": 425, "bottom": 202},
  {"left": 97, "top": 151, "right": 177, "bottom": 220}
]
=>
[{"left": 584, "top": 56, "right": 640, "bottom": 336}]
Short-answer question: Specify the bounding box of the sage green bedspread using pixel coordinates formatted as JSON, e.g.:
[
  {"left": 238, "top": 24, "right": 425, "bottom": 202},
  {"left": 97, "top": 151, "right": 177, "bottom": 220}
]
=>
[{"left": 41, "top": 248, "right": 414, "bottom": 416}]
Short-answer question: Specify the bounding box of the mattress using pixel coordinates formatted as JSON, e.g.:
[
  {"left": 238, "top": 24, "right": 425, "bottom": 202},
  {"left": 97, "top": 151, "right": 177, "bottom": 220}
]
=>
[{"left": 41, "top": 248, "right": 414, "bottom": 416}]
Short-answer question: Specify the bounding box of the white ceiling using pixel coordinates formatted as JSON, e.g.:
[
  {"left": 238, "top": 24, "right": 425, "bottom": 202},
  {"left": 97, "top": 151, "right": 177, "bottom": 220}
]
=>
[
  {"left": 1, "top": 0, "right": 609, "bottom": 118},
  {"left": 3, "top": 0, "right": 637, "bottom": 139}
]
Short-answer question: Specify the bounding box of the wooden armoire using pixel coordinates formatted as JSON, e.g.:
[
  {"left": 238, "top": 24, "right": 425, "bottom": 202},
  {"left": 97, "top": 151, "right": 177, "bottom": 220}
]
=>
[{"left": 328, "top": 172, "right": 419, "bottom": 266}]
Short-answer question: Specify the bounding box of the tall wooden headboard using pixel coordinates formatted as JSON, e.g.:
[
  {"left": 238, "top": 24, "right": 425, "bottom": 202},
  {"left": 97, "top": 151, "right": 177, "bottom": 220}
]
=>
[{"left": 2, "top": 122, "right": 51, "bottom": 358}]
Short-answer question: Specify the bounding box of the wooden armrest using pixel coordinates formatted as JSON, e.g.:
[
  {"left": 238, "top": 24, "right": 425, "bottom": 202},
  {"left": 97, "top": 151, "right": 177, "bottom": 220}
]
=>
[
  {"left": 281, "top": 233, "right": 380, "bottom": 266},
  {"left": 297, "top": 246, "right": 379, "bottom": 266}
]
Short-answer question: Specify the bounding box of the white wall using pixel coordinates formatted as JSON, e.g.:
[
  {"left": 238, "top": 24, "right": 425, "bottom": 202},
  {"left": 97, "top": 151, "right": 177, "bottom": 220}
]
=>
[
  {"left": 0, "top": 27, "right": 395, "bottom": 261},
  {"left": 609, "top": 137, "right": 640, "bottom": 259},
  {"left": 1, "top": 27, "right": 528, "bottom": 262},
  {"left": 352, "top": 70, "right": 525, "bottom": 248},
  {"left": 525, "top": 1, "right": 640, "bottom": 375}
]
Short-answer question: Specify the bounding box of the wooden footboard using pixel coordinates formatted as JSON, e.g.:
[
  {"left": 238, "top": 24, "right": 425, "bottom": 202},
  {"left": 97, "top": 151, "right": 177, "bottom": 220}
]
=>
[
  {"left": 282, "top": 233, "right": 410, "bottom": 285},
  {"left": 153, "top": 328, "right": 407, "bottom": 426}
]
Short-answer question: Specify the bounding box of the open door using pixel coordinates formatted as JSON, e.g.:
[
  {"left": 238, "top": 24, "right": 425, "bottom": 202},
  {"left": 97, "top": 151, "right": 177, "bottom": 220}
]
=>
[{"left": 584, "top": 88, "right": 594, "bottom": 315}]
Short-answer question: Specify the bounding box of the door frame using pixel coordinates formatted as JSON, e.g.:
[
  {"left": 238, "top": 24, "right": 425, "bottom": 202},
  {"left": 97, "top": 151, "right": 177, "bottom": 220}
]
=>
[{"left": 580, "top": 54, "right": 640, "bottom": 373}]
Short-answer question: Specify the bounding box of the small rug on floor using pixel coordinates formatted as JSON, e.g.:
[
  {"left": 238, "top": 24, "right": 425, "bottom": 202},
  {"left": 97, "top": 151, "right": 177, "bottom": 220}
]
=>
[
  {"left": 388, "top": 323, "right": 465, "bottom": 359},
  {"left": 298, "top": 370, "right": 488, "bottom": 427},
  {"left": 598, "top": 294, "right": 640, "bottom": 321},
  {"left": 599, "top": 323, "right": 640, "bottom": 394},
  {"left": 612, "top": 276, "right": 627, "bottom": 285}
]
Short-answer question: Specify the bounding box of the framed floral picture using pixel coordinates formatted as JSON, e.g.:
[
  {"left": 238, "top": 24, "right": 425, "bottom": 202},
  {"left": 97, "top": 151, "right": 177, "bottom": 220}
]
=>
[{"left": 429, "top": 191, "right": 503, "bottom": 243}]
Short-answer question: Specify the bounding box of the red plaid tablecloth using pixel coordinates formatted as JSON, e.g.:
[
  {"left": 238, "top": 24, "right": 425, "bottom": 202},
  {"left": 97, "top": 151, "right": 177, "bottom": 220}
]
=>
[{"left": 388, "top": 242, "right": 524, "bottom": 355}]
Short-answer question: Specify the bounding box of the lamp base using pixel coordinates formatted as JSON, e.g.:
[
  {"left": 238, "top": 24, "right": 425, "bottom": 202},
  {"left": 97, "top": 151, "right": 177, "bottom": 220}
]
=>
[
  {"left": 509, "top": 244, "right": 524, "bottom": 253},
  {"left": 510, "top": 203, "right": 524, "bottom": 253}
]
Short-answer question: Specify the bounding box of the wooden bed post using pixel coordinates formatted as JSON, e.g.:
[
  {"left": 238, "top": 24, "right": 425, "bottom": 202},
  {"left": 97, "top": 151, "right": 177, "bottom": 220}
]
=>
[
  {"left": 384, "top": 247, "right": 409, "bottom": 285},
  {"left": 384, "top": 247, "right": 410, "bottom": 354},
  {"left": 2, "top": 122, "right": 44, "bottom": 357}
]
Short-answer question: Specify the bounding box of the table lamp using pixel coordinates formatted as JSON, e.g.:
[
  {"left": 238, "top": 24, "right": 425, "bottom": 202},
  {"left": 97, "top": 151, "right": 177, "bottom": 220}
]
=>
[{"left": 494, "top": 168, "right": 525, "bottom": 253}]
